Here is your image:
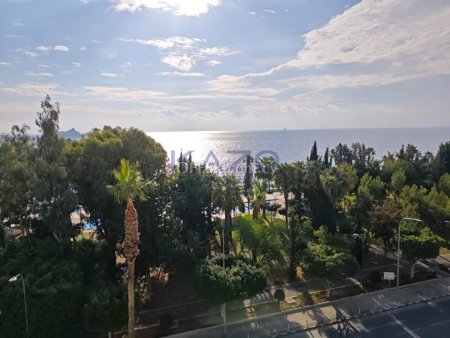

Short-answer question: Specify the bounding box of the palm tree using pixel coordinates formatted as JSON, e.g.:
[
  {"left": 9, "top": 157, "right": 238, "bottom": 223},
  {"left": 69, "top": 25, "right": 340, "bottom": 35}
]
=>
[
  {"left": 273, "top": 163, "right": 296, "bottom": 225},
  {"left": 252, "top": 185, "right": 266, "bottom": 219},
  {"left": 107, "top": 159, "right": 149, "bottom": 338},
  {"left": 256, "top": 156, "right": 277, "bottom": 192},
  {"left": 214, "top": 174, "right": 242, "bottom": 254}
]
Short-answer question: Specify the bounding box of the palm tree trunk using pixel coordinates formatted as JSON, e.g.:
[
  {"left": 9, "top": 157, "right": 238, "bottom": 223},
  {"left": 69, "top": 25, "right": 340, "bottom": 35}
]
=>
[
  {"left": 124, "top": 200, "right": 139, "bottom": 338},
  {"left": 127, "top": 260, "right": 136, "bottom": 338}
]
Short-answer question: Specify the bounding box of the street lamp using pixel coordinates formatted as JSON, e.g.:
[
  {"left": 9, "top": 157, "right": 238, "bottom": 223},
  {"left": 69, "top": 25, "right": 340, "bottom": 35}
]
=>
[
  {"left": 396, "top": 218, "right": 422, "bottom": 288},
  {"left": 9, "top": 274, "right": 29, "bottom": 338},
  {"left": 220, "top": 218, "right": 227, "bottom": 337}
]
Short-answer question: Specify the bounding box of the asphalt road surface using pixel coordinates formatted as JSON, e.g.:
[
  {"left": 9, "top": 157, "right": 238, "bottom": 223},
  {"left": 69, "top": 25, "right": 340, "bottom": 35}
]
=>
[{"left": 288, "top": 296, "right": 450, "bottom": 338}]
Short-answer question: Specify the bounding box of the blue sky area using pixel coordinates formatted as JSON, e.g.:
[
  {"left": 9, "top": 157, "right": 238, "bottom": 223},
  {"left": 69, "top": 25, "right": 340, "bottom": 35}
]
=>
[{"left": 1, "top": 0, "right": 449, "bottom": 132}]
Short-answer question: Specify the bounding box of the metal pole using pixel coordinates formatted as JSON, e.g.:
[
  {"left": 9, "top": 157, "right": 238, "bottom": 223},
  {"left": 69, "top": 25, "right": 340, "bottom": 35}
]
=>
[
  {"left": 396, "top": 221, "right": 401, "bottom": 288},
  {"left": 222, "top": 225, "right": 227, "bottom": 337},
  {"left": 21, "top": 275, "right": 29, "bottom": 338},
  {"left": 361, "top": 236, "right": 365, "bottom": 272}
]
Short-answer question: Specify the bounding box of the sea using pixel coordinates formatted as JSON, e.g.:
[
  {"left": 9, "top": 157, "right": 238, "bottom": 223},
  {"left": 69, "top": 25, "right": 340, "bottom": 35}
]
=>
[{"left": 148, "top": 127, "right": 450, "bottom": 177}]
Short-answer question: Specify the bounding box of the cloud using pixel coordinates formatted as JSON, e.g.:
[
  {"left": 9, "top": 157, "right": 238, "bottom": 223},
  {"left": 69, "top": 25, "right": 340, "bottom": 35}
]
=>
[
  {"left": 100, "top": 72, "right": 118, "bottom": 77},
  {"left": 0, "top": 82, "right": 76, "bottom": 98},
  {"left": 114, "top": 0, "right": 222, "bottom": 16},
  {"left": 53, "top": 45, "right": 70, "bottom": 52},
  {"left": 0, "top": 62, "right": 13, "bottom": 67},
  {"left": 264, "top": 9, "right": 276, "bottom": 15},
  {"left": 157, "top": 71, "right": 205, "bottom": 77},
  {"left": 72, "top": 62, "right": 82, "bottom": 68},
  {"left": 26, "top": 71, "right": 54, "bottom": 77},
  {"left": 198, "top": 47, "right": 238, "bottom": 57},
  {"left": 83, "top": 86, "right": 166, "bottom": 101},
  {"left": 211, "top": 0, "right": 450, "bottom": 94},
  {"left": 36, "top": 46, "right": 49, "bottom": 52},
  {"left": 119, "top": 36, "right": 238, "bottom": 71},
  {"left": 248, "top": 11, "right": 256, "bottom": 16},
  {"left": 207, "top": 60, "right": 221, "bottom": 66},
  {"left": 118, "top": 36, "right": 199, "bottom": 50},
  {"left": 161, "top": 55, "right": 194, "bottom": 71},
  {"left": 290, "top": 0, "right": 450, "bottom": 74},
  {"left": 4, "top": 34, "right": 23, "bottom": 39}
]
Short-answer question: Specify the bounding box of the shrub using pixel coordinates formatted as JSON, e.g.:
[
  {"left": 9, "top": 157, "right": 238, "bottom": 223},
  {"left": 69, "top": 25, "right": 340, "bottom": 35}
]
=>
[
  {"left": 368, "top": 271, "right": 382, "bottom": 283},
  {"left": 274, "top": 288, "right": 285, "bottom": 302}
]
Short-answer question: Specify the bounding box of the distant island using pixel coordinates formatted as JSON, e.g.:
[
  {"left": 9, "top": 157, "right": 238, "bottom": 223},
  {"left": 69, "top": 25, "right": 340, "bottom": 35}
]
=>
[{"left": 58, "top": 128, "right": 82, "bottom": 140}]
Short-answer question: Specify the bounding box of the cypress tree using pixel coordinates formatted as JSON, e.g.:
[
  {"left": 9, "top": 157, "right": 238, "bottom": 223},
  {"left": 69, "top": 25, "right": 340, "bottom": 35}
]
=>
[{"left": 309, "top": 141, "right": 318, "bottom": 162}]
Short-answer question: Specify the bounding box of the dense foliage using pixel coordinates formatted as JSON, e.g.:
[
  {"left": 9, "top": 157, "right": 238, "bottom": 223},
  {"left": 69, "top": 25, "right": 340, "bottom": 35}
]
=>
[
  {"left": 193, "top": 256, "right": 267, "bottom": 303},
  {"left": 0, "top": 96, "right": 449, "bottom": 336}
]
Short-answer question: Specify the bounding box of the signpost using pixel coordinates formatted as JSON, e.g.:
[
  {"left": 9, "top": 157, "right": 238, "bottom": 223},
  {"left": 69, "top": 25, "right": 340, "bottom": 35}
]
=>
[{"left": 384, "top": 272, "right": 395, "bottom": 288}]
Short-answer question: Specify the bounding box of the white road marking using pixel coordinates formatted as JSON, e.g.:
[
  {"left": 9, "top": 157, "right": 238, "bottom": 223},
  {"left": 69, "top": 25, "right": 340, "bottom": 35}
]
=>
[
  {"left": 389, "top": 313, "right": 421, "bottom": 338},
  {"left": 430, "top": 319, "right": 450, "bottom": 327}
]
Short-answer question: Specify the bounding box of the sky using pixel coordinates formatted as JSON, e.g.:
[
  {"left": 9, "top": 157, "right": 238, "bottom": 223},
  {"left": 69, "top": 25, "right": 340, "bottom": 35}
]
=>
[{"left": 1, "top": 0, "right": 450, "bottom": 133}]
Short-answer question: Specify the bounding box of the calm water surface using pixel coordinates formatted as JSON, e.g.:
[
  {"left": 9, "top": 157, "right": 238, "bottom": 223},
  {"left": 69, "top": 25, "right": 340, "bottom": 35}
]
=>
[{"left": 148, "top": 127, "right": 450, "bottom": 175}]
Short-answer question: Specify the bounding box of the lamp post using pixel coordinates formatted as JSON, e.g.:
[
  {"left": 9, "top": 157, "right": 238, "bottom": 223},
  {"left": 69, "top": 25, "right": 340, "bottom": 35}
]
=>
[
  {"left": 396, "top": 218, "right": 422, "bottom": 288},
  {"left": 221, "top": 219, "right": 227, "bottom": 337},
  {"left": 9, "top": 274, "right": 29, "bottom": 338}
]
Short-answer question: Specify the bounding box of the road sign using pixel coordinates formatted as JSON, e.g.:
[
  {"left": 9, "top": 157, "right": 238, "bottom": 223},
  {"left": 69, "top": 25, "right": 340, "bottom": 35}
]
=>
[{"left": 383, "top": 272, "right": 395, "bottom": 280}]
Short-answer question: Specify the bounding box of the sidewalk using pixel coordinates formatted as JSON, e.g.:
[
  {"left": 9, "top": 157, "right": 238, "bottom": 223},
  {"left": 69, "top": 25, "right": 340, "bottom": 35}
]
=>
[
  {"left": 139, "top": 260, "right": 406, "bottom": 328},
  {"left": 169, "top": 277, "right": 450, "bottom": 337}
]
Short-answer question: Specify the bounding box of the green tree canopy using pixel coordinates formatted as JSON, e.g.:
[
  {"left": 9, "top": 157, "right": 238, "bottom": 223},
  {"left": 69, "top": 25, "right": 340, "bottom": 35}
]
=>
[
  {"left": 399, "top": 224, "right": 440, "bottom": 278},
  {"left": 301, "top": 242, "right": 359, "bottom": 296},
  {"left": 194, "top": 256, "right": 267, "bottom": 303}
]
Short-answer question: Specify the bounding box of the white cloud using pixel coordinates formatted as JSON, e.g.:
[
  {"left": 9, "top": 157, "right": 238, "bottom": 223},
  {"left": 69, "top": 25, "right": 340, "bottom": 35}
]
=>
[
  {"left": 91, "top": 39, "right": 102, "bottom": 44},
  {"left": 0, "top": 62, "right": 13, "bottom": 67},
  {"left": 114, "top": 0, "right": 222, "bottom": 16},
  {"left": 161, "top": 55, "right": 194, "bottom": 71},
  {"left": 1, "top": 83, "right": 57, "bottom": 96},
  {"left": 100, "top": 72, "right": 118, "bottom": 77},
  {"left": 207, "top": 60, "right": 221, "bottom": 66},
  {"left": 0, "top": 82, "right": 75, "bottom": 97},
  {"left": 38, "top": 64, "right": 51, "bottom": 68},
  {"left": 36, "top": 46, "right": 48, "bottom": 52},
  {"left": 198, "top": 47, "right": 238, "bottom": 57},
  {"left": 118, "top": 36, "right": 198, "bottom": 50},
  {"left": 53, "top": 45, "right": 70, "bottom": 52},
  {"left": 83, "top": 86, "right": 166, "bottom": 101},
  {"left": 13, "top": 21, "right": 24, "bottom": 27},
  {"left": 72, "top": 62, "right": 82, "bottom": 68},
  {"left": 211, "top": 0, "right": 450, "bottom": 95},
  {"left": 4, "top": 34, "right": 23, "bottom": 39},
  {"left": 264, "top": 9, "right": 276, "bottom": 15},
  {"left": 286, "top": 0, "right": 450, "bottom": 75},
  {"left": 248, "top": 11, "right": 256, "bottom": 16},
  {"left": 26, "top": 71, "right": 54, "bottom": 77},
  {"left": 119, "top": 36, "right": 237, "bottom": 70},
  {"left": 157, "top": 71, "right": 205, "bottom": 77}
]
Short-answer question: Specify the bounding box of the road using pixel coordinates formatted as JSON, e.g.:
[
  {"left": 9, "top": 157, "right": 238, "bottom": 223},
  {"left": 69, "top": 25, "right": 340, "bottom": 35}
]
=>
[{"left": 289, "top": 296, "right": 450, "bottom": 337}]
